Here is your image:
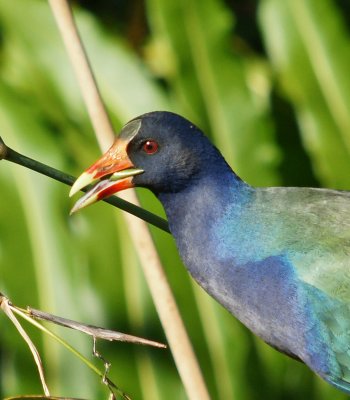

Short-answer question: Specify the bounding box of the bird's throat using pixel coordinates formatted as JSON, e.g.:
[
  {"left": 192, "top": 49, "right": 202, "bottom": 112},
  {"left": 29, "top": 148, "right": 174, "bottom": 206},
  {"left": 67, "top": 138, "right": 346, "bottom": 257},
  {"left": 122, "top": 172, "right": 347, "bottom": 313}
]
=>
[{"left": 158, "top": 171, "right": 253, "bottom": 277}]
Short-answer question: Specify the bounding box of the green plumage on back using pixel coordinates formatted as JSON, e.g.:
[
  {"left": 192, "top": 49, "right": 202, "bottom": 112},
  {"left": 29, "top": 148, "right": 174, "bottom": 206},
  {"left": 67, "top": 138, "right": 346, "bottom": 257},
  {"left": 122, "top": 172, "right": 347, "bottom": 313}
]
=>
[
  {"left": 255, "top": 187, "right": 350, "bottom": 301},
  {"left": 215, "top": 186, "right": 350, "bottom": 389}
]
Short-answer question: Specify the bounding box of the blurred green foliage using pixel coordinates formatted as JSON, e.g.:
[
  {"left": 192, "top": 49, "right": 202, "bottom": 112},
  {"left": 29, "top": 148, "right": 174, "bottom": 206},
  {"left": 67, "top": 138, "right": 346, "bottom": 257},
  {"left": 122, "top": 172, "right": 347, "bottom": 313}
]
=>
[{"left": 0, "top": 0, "right": 349, "bottom": 399}]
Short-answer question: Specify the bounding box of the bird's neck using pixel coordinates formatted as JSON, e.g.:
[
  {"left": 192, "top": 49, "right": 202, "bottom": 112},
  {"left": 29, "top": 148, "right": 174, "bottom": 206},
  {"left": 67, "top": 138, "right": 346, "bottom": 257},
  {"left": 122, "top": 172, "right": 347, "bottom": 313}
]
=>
[
  {"left": 158, "top": 165, "right": 254, "bottom": 284},
  {"left": 159, "top": 162, "right": 252, "bottom": 219}
]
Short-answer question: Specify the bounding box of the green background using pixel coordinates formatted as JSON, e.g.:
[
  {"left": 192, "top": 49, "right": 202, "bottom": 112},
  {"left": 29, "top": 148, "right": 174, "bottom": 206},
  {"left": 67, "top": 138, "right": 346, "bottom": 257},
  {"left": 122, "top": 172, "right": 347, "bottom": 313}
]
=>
[{"left": 0, "top": 0, "right": 350, "bottom": 399}]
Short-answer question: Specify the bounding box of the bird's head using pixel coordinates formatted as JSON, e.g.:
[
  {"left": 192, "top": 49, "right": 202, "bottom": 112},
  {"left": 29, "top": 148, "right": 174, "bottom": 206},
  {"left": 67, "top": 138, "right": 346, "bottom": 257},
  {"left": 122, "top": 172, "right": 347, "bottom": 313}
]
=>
[{"left": 69, "top": 111, "right": 225, "bottom": 213}]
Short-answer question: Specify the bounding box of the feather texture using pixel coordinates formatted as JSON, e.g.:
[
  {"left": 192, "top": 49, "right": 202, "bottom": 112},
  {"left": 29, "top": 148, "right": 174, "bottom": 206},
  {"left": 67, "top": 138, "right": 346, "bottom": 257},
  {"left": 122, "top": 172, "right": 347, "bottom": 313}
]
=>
[{"left": 72, "top": 111, "right": 350, "bottom": 393}]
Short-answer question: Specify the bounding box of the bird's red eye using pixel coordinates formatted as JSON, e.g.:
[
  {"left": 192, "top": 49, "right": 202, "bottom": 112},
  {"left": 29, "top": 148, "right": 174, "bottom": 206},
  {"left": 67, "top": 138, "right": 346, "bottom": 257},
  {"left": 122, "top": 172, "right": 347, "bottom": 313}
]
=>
[{"left": 142, "top": 140, "right": 159, "bottom": 154}]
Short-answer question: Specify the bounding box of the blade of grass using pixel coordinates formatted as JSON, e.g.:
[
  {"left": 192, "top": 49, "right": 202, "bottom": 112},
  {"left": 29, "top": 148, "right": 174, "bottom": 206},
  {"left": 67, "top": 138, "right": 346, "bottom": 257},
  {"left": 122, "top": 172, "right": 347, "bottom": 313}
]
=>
[
  {"left": 259, "top": 0, "right": 350, "bottom": 189},
  {"left": 288, "top": 0, "right": 350, "bottom": 153},
  {"left": 1, "top": 296, "right": 50, "bottom": 397},
  {"left": 9, "top": 305, "right": 130, "bottom": 400},
  {"left": 27, "top": 307, "right": 166, "bottom": 348}
]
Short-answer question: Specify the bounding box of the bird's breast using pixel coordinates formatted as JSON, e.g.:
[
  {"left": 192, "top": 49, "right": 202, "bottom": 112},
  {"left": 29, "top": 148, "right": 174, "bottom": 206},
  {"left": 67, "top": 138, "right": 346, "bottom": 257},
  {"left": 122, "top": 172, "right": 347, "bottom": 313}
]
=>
[{"left": 165, "top": 197, "right": 324, "bottom": 362}]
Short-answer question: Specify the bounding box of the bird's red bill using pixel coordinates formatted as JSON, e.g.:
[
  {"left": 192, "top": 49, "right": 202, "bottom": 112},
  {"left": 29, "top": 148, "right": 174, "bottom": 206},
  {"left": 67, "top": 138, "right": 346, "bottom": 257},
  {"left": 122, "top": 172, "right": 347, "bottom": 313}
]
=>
[{"left": 69, "top": 137, "right": 143, "bottom": 214}]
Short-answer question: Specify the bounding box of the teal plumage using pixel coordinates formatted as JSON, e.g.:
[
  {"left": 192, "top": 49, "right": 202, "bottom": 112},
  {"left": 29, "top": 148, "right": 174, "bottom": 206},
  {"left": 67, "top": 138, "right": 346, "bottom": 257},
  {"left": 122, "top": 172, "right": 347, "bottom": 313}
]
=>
[
  {"left": 159, "top": 166, "right": 350, "bottom": 392},
  {"left": 70, "top": 111, "right": 350, "bottom": 393}
]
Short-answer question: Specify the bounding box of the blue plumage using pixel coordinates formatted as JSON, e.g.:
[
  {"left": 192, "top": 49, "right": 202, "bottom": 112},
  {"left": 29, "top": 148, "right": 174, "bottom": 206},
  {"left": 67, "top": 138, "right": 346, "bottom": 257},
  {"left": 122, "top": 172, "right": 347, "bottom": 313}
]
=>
[
  {"left": 71, "top": 111, "right": 350, "bottom": 394},
  {"left": 158, "top": 155, "right": 348, "bottom": 389}
]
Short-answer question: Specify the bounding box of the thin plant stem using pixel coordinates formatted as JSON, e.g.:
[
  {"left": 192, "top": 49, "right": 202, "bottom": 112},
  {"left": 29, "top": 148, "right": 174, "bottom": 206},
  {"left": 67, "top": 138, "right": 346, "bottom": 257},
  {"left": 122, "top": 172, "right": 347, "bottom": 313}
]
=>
[
  {"left": 27, "top": 307, "right": 166, "bottom": 348},
  {"left": 10, "top": 305, "right": 131, "bottom": 400},
  {"left": 1, "top": 298, "right": 50, "bottom": 396},
  {"left": 47, "top": 1, "right": 211, "bottom": 399},
  {"left": 0, "top": 136, "right": 170, "bottom": 233}
]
